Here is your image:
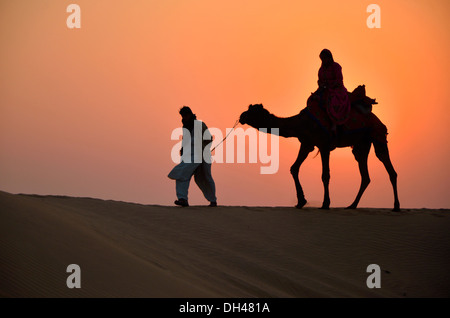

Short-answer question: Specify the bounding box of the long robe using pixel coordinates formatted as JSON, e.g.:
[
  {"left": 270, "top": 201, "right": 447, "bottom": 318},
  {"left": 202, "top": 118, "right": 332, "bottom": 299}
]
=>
[{"left": 168, "top": 120, "right": 216, "bottom": 202}]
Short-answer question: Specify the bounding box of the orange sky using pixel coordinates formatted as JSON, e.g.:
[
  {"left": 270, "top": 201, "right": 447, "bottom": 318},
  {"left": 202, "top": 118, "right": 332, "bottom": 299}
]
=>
[{"left": 1, "top": 0, "right": 449, "bottom": 208}]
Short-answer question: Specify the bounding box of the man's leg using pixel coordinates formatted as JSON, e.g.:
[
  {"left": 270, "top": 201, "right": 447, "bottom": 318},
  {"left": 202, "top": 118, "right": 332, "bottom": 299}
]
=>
[
  {"left": 194, "top": 163, "right": 217, "bottom": 203},
  {"left": 176, "top": 178, "right": 191, "bottom": 201},
  {"left": 173, "top": 163, "right": 200, "bottom": 206}
]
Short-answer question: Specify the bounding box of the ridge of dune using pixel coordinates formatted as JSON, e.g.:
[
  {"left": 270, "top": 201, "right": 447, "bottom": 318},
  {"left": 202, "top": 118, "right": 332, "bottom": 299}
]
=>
[{"left": 1, "top": 191, "right": 449, "bottom": 298}]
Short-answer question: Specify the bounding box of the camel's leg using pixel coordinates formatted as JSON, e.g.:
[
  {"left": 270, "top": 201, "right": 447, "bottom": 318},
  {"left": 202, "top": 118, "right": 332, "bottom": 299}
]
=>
[
  {"left": 291, "top": 143, "right": 314, "bottom": 208},
  {"left": 319, "top": 148, "right": 331, "bottom": 209},
  {"left": 347, "top": 142, "right": 371, "bottom": 209},
  {"left": 374, "top": 142, "right": 401, "bottom": 211}
]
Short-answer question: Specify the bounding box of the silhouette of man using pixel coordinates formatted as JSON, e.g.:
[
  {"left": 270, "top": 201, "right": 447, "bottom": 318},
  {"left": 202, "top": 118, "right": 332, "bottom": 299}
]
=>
[
  {"left": 168, "top": 106, "right": 217, "bottom": 207},
  {"left": 315, "top": 49, "right": 351, "bottom": 131}
]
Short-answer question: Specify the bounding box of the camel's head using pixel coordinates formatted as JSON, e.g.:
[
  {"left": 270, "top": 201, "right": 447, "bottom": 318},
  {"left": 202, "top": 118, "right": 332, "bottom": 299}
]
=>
[{"left": 239, "top": 104, "right": 271, "bottom": 127}]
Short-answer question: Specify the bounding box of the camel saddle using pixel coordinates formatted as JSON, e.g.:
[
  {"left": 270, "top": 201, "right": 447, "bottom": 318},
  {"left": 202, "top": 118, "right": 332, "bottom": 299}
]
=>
[
  {"left": 349, "top": 85, "right": 377, "bottom": 115},
  {"left": 305, "top": 84, "right": 387, "bottom": 144}
]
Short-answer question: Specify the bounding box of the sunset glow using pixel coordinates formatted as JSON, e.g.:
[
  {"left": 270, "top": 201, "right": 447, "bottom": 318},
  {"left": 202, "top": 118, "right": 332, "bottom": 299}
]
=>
[{"left": 1, "top": 0, "right": 449, "bottom": 208}]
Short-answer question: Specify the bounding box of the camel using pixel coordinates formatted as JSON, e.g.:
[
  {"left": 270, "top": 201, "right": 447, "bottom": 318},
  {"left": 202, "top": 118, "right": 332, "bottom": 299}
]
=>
[{"left": 238, "top": 89, "right": 400, "bottom": 211}]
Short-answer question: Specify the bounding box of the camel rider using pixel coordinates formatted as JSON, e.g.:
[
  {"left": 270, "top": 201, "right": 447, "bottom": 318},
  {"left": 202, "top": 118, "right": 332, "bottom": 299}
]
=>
[
  {"left": 315, "top": 49, "right": 351, "bottom": 132},
  {"left": 168, "top": 106, "right": 217, "bottom": 207}
]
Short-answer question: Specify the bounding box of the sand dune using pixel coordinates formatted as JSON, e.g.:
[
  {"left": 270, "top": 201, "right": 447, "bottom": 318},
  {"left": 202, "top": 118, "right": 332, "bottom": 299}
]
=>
[{"left": 0, "top": 190, "right": 449, "bottom": 298}]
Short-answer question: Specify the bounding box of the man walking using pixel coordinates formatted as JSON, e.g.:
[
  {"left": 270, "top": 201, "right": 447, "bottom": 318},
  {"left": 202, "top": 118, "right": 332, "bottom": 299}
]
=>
[{"left": 168, "top": 106, "right": 217, "bottom": 207}]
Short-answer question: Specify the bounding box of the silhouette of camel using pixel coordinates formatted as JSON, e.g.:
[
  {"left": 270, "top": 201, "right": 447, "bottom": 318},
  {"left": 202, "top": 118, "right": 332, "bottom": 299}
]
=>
[{"left": 239, "top": 99, "right": 400, "bottom": 211}]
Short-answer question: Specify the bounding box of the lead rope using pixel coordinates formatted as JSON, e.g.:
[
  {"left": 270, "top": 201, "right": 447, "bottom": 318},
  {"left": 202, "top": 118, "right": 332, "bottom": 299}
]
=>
[{"left": 210, "top": 119, "right": 240, "bottom": 152}]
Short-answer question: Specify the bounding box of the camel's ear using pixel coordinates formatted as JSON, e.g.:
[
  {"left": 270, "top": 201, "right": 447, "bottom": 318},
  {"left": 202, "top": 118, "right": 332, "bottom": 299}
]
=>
[{"left": 255, "top": 104, "right": 263, "bottom": 109}]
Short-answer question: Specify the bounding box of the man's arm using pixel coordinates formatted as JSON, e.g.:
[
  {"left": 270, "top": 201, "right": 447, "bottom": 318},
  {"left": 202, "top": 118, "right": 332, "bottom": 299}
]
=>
[
  {"left": 329, "top": 63, "right": 344, "bottom": 88},
  {"left": 202, "top": 122, "right": 213, "bottom": 150}
]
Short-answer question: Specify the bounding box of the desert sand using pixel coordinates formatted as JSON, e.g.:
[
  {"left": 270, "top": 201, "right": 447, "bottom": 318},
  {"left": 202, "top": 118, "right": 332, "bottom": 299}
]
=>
[{"left": 1, "top": 190, "right": 449, "bottom": 298}]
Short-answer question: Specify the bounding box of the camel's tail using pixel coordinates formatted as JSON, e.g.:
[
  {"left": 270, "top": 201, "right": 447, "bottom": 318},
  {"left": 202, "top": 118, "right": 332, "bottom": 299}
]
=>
[{"left": 313, "top": 148, "right": 320, "bottom": 159}]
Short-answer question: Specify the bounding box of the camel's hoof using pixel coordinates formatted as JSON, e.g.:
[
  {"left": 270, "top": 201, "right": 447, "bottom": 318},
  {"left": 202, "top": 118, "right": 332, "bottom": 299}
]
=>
[
  {"left": 320, "top": 200, "right": 330, "bottom": 210},
  {"left": 392, "top": 202, "right": 401, "bottom": 212},
  {"left": 392, "top": 207, "right": 401, "bottom": 212},
  {"left": 346, "top": 205, "right": 357, "bottom": 210},
  {"left": 295, "top": 198, "right": 307, "bottom": 209}
]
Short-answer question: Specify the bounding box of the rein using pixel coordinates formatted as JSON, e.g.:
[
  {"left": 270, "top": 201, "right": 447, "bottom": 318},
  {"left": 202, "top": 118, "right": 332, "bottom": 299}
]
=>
[{"left": 210, "top": 118, "right": 240, "bottom": 152}]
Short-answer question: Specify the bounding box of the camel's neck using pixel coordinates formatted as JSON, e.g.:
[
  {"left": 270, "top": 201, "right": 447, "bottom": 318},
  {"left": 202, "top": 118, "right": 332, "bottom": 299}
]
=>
[{"left": 249, "top": 112, "right": 302, "bottom": 138}]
